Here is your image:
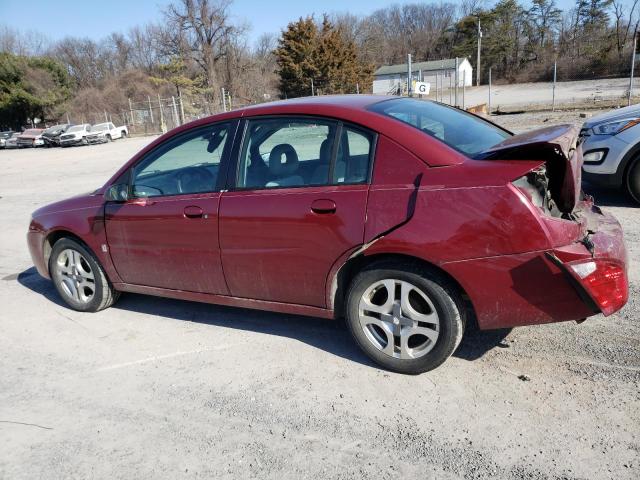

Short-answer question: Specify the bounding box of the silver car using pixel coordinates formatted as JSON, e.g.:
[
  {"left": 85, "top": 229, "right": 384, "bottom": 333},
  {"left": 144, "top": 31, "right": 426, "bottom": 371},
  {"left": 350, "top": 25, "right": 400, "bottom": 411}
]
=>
[{"left": 581, "top": 104, "right": 640, "bottom": 202}]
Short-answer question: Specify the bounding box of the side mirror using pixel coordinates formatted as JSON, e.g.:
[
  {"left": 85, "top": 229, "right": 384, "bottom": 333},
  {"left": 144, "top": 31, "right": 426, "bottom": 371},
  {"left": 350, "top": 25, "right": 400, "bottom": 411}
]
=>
[{"left": 104, "top": 184, "right": 129, "bottom": 202}]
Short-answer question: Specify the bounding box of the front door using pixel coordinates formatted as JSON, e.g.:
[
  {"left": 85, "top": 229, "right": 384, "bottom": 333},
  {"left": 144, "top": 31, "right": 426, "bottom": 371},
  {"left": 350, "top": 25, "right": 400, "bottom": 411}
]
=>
[
  {"left": 105, "top": 122, "right": 235, "bottom": 294},
  {"left": 219, "top": 117, "right": 376, "bottom": 307}
]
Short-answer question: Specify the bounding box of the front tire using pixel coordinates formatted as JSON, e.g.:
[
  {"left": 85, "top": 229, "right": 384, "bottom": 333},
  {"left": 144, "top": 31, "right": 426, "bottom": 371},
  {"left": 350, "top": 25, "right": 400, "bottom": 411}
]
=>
[
  {"left": 49, "top": 238, "right": 119, "bottom": 312},
  {"left": 345, "top": 261, "right": 464, "bottom": 374},
  {"left": 626, "top": 159, "right": 640, "bottom": 203}
]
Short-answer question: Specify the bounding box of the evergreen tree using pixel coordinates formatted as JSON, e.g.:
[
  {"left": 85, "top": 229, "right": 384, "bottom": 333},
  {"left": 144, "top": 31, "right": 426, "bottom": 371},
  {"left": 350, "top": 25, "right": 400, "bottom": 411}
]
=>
[
  {"left": 0, "top": 52, "right": 72, "bottom": 129},
  {"left": 275, "top": 16, "right": 372, "bottom": 98}
]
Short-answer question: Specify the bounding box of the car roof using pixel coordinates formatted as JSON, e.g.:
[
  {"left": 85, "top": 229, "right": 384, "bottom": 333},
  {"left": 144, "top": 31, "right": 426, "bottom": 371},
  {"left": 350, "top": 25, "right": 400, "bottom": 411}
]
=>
[{"left": 164, "top": 95, "right": 467, "bottom": 168}]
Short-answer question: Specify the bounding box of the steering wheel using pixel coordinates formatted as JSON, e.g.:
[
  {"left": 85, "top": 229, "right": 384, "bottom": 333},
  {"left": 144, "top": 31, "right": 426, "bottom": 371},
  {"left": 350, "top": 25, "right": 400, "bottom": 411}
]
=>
[{"left": 177, "top": 166, "right": 216, "bottom": 194}]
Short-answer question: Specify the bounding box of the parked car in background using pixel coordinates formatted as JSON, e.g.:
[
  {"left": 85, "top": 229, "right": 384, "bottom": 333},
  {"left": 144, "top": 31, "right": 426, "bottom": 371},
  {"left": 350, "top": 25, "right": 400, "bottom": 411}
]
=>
[
  {"left": 580, "top": 103, "right": 640, "bottom": 203},
  {"left": 27, "top": 96, "right": 629, "bottom": 374},
  {"left": 4, "top": 132, "right": 20, "bottom": 149},
  {"left": 86, "top": 122, "right": 128, "bottom": 144},
  {"left": 42, "top": 124, "right": 72, "bottom": 147},
  {"left": 17, "top": 129, "right": 45, "bottom": 148},
  {"left": 59, "top": 124, "right": 91, "bottom": 147},
  {"left": 0, "top": 130, "right": 14, "bottom": 148}
]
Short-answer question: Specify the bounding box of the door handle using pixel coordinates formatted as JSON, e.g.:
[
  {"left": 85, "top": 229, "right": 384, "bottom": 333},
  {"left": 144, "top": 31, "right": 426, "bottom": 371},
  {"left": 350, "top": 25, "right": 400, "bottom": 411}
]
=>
[
  {"left": 184, "top": 205, "right": 204, "bottom": 218},
  {"left": 310, "top": 199, "right": 336, "bottom": 214}
]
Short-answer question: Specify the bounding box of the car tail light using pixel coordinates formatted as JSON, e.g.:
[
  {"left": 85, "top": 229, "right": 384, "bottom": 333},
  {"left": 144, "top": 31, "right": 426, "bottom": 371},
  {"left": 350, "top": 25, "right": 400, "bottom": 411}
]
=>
[{"left": 567, "top": 259, "right": 628, "bottom": 316}]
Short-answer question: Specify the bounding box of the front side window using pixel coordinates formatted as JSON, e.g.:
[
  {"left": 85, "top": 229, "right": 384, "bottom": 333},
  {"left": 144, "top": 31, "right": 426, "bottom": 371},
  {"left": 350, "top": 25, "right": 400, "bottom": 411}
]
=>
[
  {"left": 132, "top": 123, "right": 231, "bottom": 197},
  {"left": 369, "top": 98, "right": 510, "bottom": 157}
]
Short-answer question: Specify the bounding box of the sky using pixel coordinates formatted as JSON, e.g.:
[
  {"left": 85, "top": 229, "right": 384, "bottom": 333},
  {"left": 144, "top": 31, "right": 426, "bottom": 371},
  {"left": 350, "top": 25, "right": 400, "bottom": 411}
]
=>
[{"left": 3, "top": 0, "right": 584, "bottom": 46}]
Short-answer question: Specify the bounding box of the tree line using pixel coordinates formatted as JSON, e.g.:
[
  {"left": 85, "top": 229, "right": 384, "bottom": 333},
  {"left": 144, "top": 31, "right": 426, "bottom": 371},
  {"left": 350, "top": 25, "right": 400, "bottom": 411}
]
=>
[{"left": 0, "top": 0, "right": 638, "bottom": 129}]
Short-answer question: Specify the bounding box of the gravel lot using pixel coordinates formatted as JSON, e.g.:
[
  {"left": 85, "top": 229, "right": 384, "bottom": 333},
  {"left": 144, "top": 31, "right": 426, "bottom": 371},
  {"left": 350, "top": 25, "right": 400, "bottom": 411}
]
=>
[{"left": 0, "top": 120, "right": 638, "bottom": 479}]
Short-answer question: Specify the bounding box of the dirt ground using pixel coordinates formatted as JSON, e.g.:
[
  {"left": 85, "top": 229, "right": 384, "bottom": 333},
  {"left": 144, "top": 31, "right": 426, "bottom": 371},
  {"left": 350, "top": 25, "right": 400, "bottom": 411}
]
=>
[{"left": 0, "top": 114, "right": 638, "bottom": 479}]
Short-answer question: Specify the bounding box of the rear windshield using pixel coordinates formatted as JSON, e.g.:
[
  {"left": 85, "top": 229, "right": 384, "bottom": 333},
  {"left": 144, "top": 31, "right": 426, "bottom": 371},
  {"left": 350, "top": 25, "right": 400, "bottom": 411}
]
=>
[{"left": 368, "top": 98, "right": 510, "bottom": 157}]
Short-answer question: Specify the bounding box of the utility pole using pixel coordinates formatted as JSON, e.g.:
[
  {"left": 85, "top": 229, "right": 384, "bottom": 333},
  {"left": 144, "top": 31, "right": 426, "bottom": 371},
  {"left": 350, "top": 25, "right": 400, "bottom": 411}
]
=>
[
  {"left": 629, "top": 31, "right": 637, "bottom": 106},
  {"left": 407, "top": 53, "right": 413, "bottom": 97},
  {"left": 477, "top": 17, "right": 482, "bottom": 86}
]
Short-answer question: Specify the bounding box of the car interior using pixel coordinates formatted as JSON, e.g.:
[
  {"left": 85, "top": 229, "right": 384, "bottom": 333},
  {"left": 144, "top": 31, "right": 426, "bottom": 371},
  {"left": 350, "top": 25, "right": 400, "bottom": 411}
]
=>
[
  {"left": 242, "top": 121, "right": 372, "bottom": 189},
  {"left": 132, "top": 126, "right": 228, "bottom": 197},
  {"left": 130, "top": 119, "right": 373, "bottom": 198}
]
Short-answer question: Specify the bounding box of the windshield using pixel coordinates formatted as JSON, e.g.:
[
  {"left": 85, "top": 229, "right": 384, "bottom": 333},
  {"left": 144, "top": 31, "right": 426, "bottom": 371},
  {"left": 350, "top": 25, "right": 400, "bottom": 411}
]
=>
[
  {"left": 92, "top": 123, "right": 109, "bottom": 131},
  {"left": 368, "top": 98, "right": 510, "bottom": 157},
  {"left": 23, "top": 129, "right": 41, "bottom": 135},
  {"left": 67, "top": 125, "right": 86, "bottom": 133}
]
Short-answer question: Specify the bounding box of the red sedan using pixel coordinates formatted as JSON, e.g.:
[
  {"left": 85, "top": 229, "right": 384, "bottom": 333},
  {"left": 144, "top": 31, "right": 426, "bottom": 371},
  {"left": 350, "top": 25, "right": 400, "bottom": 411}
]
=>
[{"left": 27, "top": 96, "right": 628, "bottom": 373}]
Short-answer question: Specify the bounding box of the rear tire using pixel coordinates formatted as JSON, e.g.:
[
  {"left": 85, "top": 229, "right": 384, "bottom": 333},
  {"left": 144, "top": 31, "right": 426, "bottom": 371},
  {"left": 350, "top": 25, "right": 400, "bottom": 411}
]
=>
[
  {"left": 345, "top": 261, "right": 464, "bottom": 374},
  {"left": 49, "top": 238, "right": 120, "bottom": 312},
  {"left": 626, "top": 159, "right": 640, "bottom": 204}
]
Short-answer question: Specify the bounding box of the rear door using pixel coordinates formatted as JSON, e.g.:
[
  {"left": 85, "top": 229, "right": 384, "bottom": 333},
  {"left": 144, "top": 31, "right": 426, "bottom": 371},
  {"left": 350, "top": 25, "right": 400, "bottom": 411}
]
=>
[
  {"left": 105, "top": 121, "right": 236, "bottom": 294},
  {"left": 219, "top": 116, "right": 376, "bottom": 307}
]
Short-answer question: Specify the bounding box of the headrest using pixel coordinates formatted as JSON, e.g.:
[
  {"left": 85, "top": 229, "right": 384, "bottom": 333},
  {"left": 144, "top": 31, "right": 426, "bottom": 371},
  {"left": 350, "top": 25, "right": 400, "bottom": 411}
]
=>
[
  {"left": 319, "top": 138, "right": 333, "bottom": 163},
  {"left": 269, "top": 144, "right": 299, "bottom": 176}
]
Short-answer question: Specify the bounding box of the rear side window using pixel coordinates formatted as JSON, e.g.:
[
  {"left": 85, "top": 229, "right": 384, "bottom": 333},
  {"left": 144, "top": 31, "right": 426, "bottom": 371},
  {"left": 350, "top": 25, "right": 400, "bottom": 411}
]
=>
[
  {"left": 334, "top": 127, "right": 374, "bottom": 184},
  {"left": 369, "top": 98, "right": 509, "bottom": 157}
]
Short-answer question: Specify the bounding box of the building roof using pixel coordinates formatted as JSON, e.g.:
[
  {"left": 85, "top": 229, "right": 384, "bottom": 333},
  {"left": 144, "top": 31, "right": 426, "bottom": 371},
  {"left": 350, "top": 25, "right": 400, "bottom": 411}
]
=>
[{"left": 374, "top": 58, "right": 467, "bottom": 76}]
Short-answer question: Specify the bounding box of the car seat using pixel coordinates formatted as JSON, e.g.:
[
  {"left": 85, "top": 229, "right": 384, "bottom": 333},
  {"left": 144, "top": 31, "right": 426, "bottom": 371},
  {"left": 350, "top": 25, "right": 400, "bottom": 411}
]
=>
[{"left": 265, "top": 144, "right": 304, "bottom": 187}]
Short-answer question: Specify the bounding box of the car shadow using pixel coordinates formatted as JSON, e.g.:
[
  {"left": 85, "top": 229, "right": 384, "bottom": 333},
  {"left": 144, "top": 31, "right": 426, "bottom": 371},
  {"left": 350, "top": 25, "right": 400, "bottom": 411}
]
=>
[
  {"left": 583, "top": 184, "right": 638, "bottom": 208},
  {"left": 15, "top": 267, "right": 510, "bottom": 367}
]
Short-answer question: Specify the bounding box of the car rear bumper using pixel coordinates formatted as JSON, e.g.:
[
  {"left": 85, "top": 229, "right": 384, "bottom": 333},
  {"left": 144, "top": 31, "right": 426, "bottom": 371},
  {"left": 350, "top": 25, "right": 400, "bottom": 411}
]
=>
[{"left": 441, "top": 204, "right": 628, "bottom": 330}]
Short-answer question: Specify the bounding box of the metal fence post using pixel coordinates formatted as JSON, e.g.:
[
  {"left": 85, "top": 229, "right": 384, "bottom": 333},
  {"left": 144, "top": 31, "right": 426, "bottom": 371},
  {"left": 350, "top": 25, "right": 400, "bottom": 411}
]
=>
[
  {"left": 449, "top": 74, "right": 452, "bottom": 105},
  {"left": 157, "top": 93, "right": 165, "bottom": 133},
  {"left": 221, "top": 88, "right": 227, "bottom": 112},
  {"left": 148, "top": 96, "right": 154, "bottom": 124},
  {"left": 407, "top": 53, "right": 413, "bottom": 97},
  {"left": 179, "top": 95, "right": 185, "bottom": 123},
  {"left": 171, "top": 96, "right": 179, "bottom": 126},
  {"left": 454, "top": 57, "right": 459, "bottom": 107},
  {"left": 488, "top": 67, "right": 492, "bottom": 115},
  {"left": 552, "top": 61, "right": 557, "bottom": 112},
  {"left": 462, "top": 70, "right": 466, "bottom": 109},
  {"left": 629, "top": 32, "right": 637, "bottom": 106},
  {"left": 128, "top": 98, "right": 134, "bottom": 126}
]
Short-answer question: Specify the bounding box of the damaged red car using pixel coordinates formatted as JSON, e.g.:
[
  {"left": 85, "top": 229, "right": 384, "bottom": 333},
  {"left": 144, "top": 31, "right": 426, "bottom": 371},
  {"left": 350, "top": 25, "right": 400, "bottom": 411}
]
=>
[{"left": 27, "top": 96, "right": 628, "bottom": 373}]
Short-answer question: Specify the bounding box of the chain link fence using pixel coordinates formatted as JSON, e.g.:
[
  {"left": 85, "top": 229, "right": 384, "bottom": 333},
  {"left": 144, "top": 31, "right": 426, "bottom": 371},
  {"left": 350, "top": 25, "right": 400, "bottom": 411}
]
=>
[{"left": 413, "top": 61, "right": 640, "bottom": 114}]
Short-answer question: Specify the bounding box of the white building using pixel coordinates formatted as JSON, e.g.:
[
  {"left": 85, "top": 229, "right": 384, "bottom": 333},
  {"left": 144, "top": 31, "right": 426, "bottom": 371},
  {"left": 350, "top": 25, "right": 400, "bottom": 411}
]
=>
[{"left": 372, "top": 58, "right": 473, "bottom": 95}]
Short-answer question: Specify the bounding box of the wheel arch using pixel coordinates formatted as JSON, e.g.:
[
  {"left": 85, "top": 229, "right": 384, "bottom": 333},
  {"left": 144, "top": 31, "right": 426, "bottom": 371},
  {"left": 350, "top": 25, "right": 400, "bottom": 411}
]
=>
[
  {"left": 331, "top": 252, "right": 477, "bottom": 327},
  {"left": 44, "top": 230, "right": 97, "bottom": 275}
]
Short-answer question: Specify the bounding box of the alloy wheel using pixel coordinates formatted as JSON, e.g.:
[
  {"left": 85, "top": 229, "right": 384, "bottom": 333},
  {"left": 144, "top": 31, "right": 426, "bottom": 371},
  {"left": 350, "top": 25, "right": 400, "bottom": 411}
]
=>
[
  {"left": 55, "top": 249, "right": 96, "bottom": 303},
  {"left": 358, "top": 279, "right": 440, "bottom": 359}
]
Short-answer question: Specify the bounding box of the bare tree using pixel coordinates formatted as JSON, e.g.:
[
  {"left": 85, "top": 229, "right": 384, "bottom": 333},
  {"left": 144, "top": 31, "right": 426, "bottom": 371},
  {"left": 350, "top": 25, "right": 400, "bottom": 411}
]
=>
[{"left": 164, "top": 0, "right": 238, "bottom": 101}]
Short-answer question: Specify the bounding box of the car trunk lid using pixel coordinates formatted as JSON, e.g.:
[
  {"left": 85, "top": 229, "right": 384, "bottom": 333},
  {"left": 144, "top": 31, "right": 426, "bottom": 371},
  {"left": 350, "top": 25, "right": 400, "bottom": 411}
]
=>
[{"left": 475, "top": 124, "right": 581, "bottom": 214}]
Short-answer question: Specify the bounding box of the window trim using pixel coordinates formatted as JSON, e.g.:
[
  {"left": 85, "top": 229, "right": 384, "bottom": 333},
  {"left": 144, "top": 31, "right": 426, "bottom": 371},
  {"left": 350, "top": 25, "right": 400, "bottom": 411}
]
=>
[
  {"left": 126, "top": 120, "right": 239, "bottom": 199},
  {"left": 227, "top": 114, "right": 377, "bottom": 192}
]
